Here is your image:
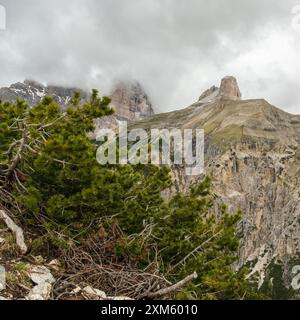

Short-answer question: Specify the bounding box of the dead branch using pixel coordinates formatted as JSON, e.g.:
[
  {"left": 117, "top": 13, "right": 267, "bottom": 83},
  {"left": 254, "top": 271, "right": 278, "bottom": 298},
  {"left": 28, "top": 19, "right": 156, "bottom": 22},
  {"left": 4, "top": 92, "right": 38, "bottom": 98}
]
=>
[
  {"left": 0, "top": 209, "right": 28, "bottom": 254},
  {"left": 146, "top": 272, "right": 198, "bottom": 299},
  {"left": 5, "top": 131, "right": 26, "bottom": 179},
  {"left": 171, "top": 230, "right": 223, "bottom": 270},
  {"left": 53, "top": 224, "right": 171, "bottom": 300}
]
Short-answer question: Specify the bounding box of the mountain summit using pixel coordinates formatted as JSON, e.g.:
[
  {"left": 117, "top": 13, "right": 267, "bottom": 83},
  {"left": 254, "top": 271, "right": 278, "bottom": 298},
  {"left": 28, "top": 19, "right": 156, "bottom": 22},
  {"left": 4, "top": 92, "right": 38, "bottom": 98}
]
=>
[
  {"left": 199, "top": 76, "right": 242, "bottom": 103},
  {"left": 110, "top": 81, "right": 154, "bottom": 121},
  {"left": 131, "top": 77, "right": 300, "bottom": 290}
]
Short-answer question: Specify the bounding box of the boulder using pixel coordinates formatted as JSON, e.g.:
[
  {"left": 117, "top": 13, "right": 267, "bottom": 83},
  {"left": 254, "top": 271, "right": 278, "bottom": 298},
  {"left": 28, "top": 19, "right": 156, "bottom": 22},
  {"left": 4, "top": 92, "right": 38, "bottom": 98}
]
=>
[
  {"left": 29, "top": 266, "right": 55, "bottom": 285},
  {"left": 27, "top": 283, "right": 52, "bottom": 300}
]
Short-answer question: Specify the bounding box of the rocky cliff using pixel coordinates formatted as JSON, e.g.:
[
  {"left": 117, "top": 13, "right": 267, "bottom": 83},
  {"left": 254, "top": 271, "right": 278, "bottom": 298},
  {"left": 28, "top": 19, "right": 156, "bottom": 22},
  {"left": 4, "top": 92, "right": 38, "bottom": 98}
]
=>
[
  {"left": 131, "top": 76, "right": 300, "bottom": 292},
  {"left": 110, "top": 81, "right": 154, "bottom": 121},
  {"left": 92, "top": 81, "right": 154, "bottom": 138},
  {"left": 198, "top": 76, "right": 241, "bottom": 103}
]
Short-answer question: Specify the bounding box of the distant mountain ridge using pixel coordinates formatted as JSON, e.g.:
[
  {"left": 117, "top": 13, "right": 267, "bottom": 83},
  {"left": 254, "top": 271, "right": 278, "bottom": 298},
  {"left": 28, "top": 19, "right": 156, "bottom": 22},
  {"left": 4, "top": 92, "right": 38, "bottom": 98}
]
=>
[
  {"left": 0, "top": 79, "right": 87, "bottom": 109},
  {"left": 0, "top": 79, "right": 155, "bottom": 122}
]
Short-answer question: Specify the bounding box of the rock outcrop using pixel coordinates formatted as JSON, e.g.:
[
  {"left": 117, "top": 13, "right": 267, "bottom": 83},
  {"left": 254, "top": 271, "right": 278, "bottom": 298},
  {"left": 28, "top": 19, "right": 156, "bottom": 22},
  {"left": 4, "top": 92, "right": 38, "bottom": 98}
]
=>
[
  {"left": 131, "top": 77, "right": 300, "bottom": 292},
  {"left": 198, "top": 76, "right": 241, "bottom": 103},
  {"left": 218, "top": 76, "right": 241, "bottom": 100},
  {"left": 110, "top": 81, "right": 154, "bottom": 121},
  {"left": 92, "top": 81, "right": 155, "bottom": 138},
  {"left": 198, "top": 85, "right": 219, "bottom": 101}
]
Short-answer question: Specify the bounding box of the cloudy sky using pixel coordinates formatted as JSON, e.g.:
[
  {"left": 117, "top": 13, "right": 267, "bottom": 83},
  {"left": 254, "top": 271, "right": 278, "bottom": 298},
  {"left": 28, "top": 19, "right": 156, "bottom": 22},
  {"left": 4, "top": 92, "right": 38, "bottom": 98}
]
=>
[{"left": 0, "top": 0, "right": 300, "bottom": 114}]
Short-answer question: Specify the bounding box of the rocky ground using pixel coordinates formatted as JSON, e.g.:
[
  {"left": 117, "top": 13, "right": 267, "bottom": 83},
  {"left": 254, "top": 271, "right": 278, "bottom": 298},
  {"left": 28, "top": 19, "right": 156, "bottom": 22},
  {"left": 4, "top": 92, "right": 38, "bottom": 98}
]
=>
[{"left": 0, "top": 226, "right": 133, "bottom": 300}]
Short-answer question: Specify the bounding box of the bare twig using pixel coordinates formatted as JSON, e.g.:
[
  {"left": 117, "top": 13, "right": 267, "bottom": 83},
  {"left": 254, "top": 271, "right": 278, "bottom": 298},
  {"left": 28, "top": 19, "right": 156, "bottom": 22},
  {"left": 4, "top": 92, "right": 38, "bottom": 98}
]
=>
[
  {"left": 147, "top": 272, "right": 198, "bottom": 299},
  {"left": 171, "top": 230, "right": 223, "bottom": 270}
]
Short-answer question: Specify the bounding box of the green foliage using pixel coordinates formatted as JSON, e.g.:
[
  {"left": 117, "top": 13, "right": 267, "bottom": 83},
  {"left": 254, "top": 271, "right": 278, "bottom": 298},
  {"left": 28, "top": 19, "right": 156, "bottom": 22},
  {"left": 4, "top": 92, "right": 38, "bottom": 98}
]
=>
[
  {"left": 259, "top": 261, "right": 292, "bottom": 300},
  {"left": 153, "top": 177, "right": 258, "bottom": 299},
  {"left": 0, "top": 92, "right": 261, "bottom": 300}
]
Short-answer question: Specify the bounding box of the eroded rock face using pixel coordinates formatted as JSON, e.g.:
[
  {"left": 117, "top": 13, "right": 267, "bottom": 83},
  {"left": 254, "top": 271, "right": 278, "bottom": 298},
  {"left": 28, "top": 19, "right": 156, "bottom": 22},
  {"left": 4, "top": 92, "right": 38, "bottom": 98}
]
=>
[
  {"left": 199, "top": 85, "right": 219, "bottom": 101},
  {"left": 218, "top": 76, "right": 241, "bottom": 100},
  {"left": 130, "top": 79, "right": 300, "bottom": 290},
  {"left": 110, "top": 81, "right": 154, "bottom": 121},
  {"left": 209, "top": 146, "right": 300, "bottom": 266},
  {"left": 198, "top": 76, "right": 242, "bottom": 103},
  {"left": 91, "top": 81, "right": 155, "bottom": 139}
]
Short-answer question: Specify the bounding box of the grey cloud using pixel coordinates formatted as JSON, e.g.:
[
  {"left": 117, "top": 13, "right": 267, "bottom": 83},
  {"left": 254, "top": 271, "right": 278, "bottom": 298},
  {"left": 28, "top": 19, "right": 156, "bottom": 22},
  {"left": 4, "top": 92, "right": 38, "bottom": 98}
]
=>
[{"left": 0, "top": 0, "right": 299, "bottom": 114}]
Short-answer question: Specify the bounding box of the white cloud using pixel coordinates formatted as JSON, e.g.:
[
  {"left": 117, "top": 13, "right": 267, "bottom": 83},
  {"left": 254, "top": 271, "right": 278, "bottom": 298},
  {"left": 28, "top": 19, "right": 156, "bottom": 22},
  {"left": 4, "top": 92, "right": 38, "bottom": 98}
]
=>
[{"left": 0, "top": 0, "right": 299, "bottom": 114}]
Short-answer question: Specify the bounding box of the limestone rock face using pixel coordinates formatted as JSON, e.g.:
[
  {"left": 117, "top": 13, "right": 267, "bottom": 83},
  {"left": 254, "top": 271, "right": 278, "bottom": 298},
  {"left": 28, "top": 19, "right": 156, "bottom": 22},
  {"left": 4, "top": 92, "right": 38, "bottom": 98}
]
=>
[
  {"left": 198, "top": 85, "right": 219, "bottom": 101},
  {"left": 91, "top": 81, "right": 155, "bottom": 139},
  {"left": 218, "top": 76, "right": 241, "bottom": 100},
  {"left": 198, "top": 76, "right": 241, "bottom": 103},
  {"left": 131, "top": 78, "right": 300, "bottom": 289},
  {"left": 110, "top": 81, "right": 154, "bottom": 121}
]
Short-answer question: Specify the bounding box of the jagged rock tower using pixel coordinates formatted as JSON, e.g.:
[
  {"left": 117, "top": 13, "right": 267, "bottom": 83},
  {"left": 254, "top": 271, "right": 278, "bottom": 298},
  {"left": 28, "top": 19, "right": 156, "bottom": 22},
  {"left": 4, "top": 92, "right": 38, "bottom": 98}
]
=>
[
  {"left": 199, "top": 76, "right": 242, "bottom": 103},
  {"left": 218, "top": 76, "right": 241, "bottom": 100}
]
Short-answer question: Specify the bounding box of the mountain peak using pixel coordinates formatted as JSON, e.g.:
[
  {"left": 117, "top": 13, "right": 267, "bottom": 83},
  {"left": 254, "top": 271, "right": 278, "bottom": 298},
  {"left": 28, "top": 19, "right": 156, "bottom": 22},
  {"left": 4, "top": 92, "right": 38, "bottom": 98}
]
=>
[
  {"left": 110, "top": 81, "right": 154, "bottom": 121},
  {"left": 23, "top": 79, "right": 45, "bottom": 88},
  {"left": 199, "top": 76, "right": 242, "bottom": 103},
  {"left": 0, "top": 80, "right": 86, "bottom": 108},
  {"left": 219, "top": 76, "right": 241, "bottom": 100}
]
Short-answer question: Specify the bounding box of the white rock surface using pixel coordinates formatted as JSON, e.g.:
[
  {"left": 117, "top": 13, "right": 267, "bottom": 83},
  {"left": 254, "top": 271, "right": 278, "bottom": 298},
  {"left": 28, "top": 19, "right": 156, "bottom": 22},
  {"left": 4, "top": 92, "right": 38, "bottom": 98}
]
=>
[
  {"left": 27, "top": 283, "right": 52, "bottom": 300},
  {"left": 83, "top": 286, "right": 107, "bottom": 299},
  {"left": 112, "top": 296, "right": 134, "bottom": 301},
  {"left": 71, "top": 286, "right": 82, "bottom": 294},
  {"left": 198, "top": 76, "right": 241, "bottom": 103},
  {"left": 48, "top": 259, "right": 61, "bottom": 271},
  {"left": 29, "top": 266, "right": 55, "bottom": 285}
]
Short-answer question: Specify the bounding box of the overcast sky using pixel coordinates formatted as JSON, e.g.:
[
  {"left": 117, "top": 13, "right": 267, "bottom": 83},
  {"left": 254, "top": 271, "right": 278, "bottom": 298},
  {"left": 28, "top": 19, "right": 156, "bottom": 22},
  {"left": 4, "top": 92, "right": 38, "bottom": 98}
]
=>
[{"left": 0, "top": 0, "right": 300, "bottom": 114}]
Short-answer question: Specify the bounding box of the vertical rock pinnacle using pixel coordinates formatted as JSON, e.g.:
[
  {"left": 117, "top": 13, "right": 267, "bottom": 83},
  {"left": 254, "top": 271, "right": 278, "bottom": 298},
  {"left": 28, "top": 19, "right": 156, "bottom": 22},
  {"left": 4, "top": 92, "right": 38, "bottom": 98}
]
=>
[{"left": 218, "top": 76, "right": 241, "bottom": 100}]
